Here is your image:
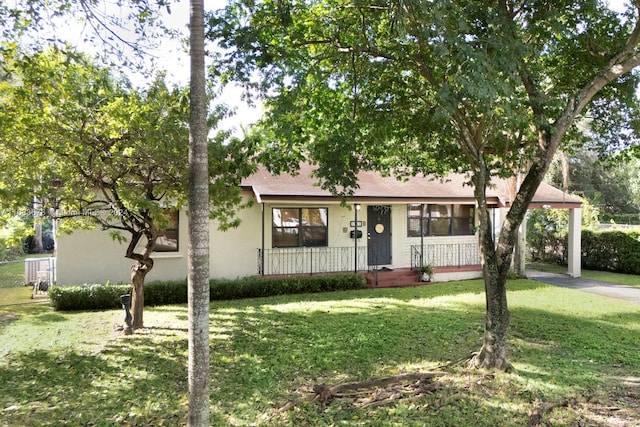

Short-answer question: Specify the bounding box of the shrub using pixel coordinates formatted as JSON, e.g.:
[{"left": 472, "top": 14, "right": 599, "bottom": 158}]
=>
[
  {"left": 526, "top": 208, "right": 569, "bottom": 264},
  {"left": 582, "top": 229, "right": 640, "bottom": 274},
  {"left": 50, "top": 274, "right": 367, "bottom": 311},
  {"left": 49, "top": 280, "right": 188, "bottom": 311},
  {"left": 526, "top": 197, "right": 599, "bottom": 264},
  {"left": 144, "top": 280, "right": 188, "bottom": 306},
  {"left": 209, "top": 274, "right": 366, "bottom": 301},
  {"left": 49, "top": 283, "right": 131, "bottom": 311}
]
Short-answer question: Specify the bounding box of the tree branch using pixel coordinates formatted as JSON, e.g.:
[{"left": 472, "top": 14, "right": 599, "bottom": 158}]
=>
[
  {"left": 500, "top": 3, "right": 640, "bottom": 261},
  {"left": 275, "top": 372, "right": 445, "bottom": 415},
  {"left": 78, "top": 0, "right": 154, "bottom": 57}
]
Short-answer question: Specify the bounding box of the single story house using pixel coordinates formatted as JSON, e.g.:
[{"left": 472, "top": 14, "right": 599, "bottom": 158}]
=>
[{"left": 56, "top": 164, "right": 582, "bottom": 285}]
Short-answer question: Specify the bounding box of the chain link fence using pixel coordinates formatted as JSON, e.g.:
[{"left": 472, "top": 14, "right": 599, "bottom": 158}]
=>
[{"left": 0, "top": 260, "right": 26, "bottom": 288}]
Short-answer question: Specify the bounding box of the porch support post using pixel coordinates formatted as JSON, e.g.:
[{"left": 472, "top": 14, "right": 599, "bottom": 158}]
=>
[
  {"left": 261, "top": 203, "right": 265, "bottom": 276},
  {"left": 420, "top": 204, "right": 424, "bottom": 267},
  {"left": 354, "top": 203, "right": 360, "bottom": 273},
  {"left": 567, "top": 207, "right": 582, "bottom": 278},
  {"left": 515, "top": 211, "right": 527, "bottom": 276}
]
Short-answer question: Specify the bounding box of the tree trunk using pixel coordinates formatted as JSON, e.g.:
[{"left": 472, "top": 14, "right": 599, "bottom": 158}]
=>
[
  {"left": 472, "top": 267, "right": 512, "bottom": 370},
  {"left": 29, "top": 196, "right": 43, "bottom": 253},
  {"left": 124, "top": 227, "right": 155, "bottom": 332},
  {"left": 187, "top": 0, "right": 210, "bottom": 425},
  {"left": 130, "top": 258, "right": 152, "bottom": 330},
  {"left": 514, "top": 218, "right": 527, "bottom": 277},
  {"left": 33, "top": 222, "right": 43, "bottom": 253},
  {"left": 470, "top": 167, "right": 515, "bottom": 370}
]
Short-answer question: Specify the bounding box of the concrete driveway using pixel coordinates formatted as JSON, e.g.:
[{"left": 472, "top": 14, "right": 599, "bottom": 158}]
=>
[{"left": 526, "top": 270, "right": 640, "bottom": 305}]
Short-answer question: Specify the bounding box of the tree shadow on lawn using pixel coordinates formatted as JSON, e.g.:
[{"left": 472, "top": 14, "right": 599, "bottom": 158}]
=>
[
  {"left": 0, "top": 304, "right": 53, "bottom": 330},
  {"left": 510, "top": 305, "right": 640, "bottom": 379},
  {"left": 0, "top": 338, "right": 194, "bottom": 427},
  {"left": 245, "top": 278, "right": 551, "bottom": 306},
  {"left": 23, "top": 312, "right": 68, "bottom": 324},
  {"left": 506, "top": 305, "right": 640, "bottom": 424},
  {"left": 208, "top": 299, "right": 499, "bottom": 424},
  {"left": 1, "top": 281, "right": 637, "bottom": 426},
  {"left": 207, "top": 284, "right": 640, "bottom": 424}
]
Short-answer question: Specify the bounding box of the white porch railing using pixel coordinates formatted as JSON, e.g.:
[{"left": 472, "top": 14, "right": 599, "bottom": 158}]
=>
[
  {"left": 410, "top": 242, "right": 481, "bottom": 270},
  {"left": 258, "top": 246, "right": 367, "bottom": 276}
]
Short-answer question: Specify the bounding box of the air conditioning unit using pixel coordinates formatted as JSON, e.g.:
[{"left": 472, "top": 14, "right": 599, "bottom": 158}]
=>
[{"left": 24, "top": 257, "right": 56, "bottom": 286}]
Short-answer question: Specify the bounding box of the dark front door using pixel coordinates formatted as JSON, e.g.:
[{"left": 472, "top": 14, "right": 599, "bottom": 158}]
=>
[{"left": 367, "top": 205, "right": 392, "bottom": 266}]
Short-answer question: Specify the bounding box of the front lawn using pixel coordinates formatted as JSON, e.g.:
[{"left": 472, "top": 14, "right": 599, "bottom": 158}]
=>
[{"left": 1, "top": 279, "right": 639, "bottom": 426}]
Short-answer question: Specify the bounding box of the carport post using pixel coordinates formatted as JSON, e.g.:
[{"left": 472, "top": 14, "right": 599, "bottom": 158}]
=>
[
  {"left": 354, "top": 203, "right": 360, "bottom": 273},
  {"left": 567, "top": 207, "right": 582, "bottom": 278}
]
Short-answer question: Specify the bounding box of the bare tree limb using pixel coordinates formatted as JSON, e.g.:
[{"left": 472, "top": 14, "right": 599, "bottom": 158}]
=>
[{"left": 275, "top": 372, "right": 445, "bottom": 415}]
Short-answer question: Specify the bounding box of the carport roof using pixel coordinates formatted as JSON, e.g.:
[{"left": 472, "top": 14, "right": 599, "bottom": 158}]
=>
[{"left": 241, "top": 163, "right": 582, "bottom": 209}]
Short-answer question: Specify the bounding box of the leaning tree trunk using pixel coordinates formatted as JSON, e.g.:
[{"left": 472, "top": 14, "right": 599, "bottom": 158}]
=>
[
  {"left": 125, "top": 229, "right": 156, "bottom": 332},
  {"left": 466, "top": 5, "right": 640, "bottom": 369},
  {"left": 470, "top": 148, "right": 550, "bottom": 370}
]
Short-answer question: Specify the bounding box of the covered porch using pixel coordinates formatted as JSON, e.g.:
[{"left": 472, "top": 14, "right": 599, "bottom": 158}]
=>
[
  {"left": 242, "top": 164, "right": 583, "bottom": 282},
  {"left": 257, "top": 240, "right": 482, "bottom": 277}
]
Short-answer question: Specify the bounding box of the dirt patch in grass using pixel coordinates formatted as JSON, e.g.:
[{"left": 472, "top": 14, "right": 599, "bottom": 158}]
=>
[
  {"left": 563, "top": 384, "right": 640, "bottom": 427},
  {"left": 511, "top": 374, "right": 640, "bottom": 427},
  {"left": 595, "top": 381, "right": 640, "bottom": 425}
]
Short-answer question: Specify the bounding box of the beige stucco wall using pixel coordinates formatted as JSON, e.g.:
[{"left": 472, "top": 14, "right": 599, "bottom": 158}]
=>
[
  {"left": 209, "top": 197, "right": 262, "bottom": 279},
  {"left": 56, "top": 197, "right": 263, "bottom": 285},
  {"left": 56, "top": 198, "right": 483, "bottom": 284},
  {"left": 56, "top": 210, "right": 190, "bottom": 285}
]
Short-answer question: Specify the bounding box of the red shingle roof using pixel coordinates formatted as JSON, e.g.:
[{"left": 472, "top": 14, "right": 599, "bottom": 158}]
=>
[{"left": 241, "top": 163, "right": 582, "bottom": 208}]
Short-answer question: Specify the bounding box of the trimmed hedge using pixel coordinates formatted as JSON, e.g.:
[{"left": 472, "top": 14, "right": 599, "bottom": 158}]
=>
[
  {"left": 210, "top": 274, "right": 366, "bottom": 300},
  {"left": 48, "top": 283, "right": 131, "bottom": 311},
  {"left": 144, "top": 280, "right": 189, "bottom": 306},
  {"left": 49, "top": 274, "right": 367, "bottom": 311},
  {"left": 582, "top": 230, "right": 640, "bottom": 274}
]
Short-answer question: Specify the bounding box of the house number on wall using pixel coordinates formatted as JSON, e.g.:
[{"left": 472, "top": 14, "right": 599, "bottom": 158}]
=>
[{"left": 371, "top": 205, "right": 391, "bottom": 214}]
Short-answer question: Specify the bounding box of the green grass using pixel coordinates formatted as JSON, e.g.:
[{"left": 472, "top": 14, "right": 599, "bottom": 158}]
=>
[
  {"left": 0, "top": 286, "right": 35, "bottom": 305},
  {"left": 582, "top": 270, "right": 640, "bottom": 288},
  {"left": 0, "top": 254, "right": 54, "bottom": 305},
  {"left": 1, "top": 279, "right": 639, "bottom": 426},
  {"left": 0, "top": 260, "right": 26, "bottom": 289}
]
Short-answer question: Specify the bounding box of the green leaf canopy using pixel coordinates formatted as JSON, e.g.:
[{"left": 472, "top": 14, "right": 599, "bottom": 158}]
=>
[
  {"left": 210, "top": 0, "right": 639, "bottom": 189},
  {"left": 209, "top": 0, "right": 640, "bottom": 369},
  {"left": 0, "top": 45, "right": 189, "bottom": 240}
]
